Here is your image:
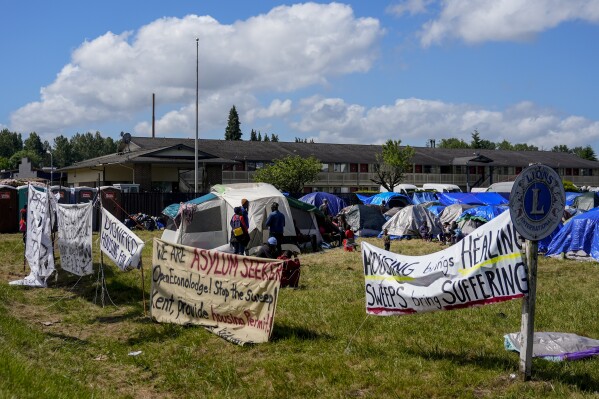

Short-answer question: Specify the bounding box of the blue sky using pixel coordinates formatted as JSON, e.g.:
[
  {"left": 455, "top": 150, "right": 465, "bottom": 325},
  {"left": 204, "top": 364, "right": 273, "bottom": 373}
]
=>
[{"left": 2, "top": 0, "right": 599, "bottom": 153}]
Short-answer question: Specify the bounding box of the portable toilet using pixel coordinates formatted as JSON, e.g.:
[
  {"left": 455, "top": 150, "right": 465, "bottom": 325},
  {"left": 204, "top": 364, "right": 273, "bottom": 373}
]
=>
[
  {"left": 100, "top": 186, "right": 123, "bottom": 222},
  {"left": 50, "top": 185, "right": 71, "bottom": 204},
  {"left": 72, "top": 186, "right": 98, "bottom": 229},
  {"left": 16, "top": 184, "right": 47, "bottom": 228},
  {"left": 0, "top": 185, "right": 18, "bottom": 233}
]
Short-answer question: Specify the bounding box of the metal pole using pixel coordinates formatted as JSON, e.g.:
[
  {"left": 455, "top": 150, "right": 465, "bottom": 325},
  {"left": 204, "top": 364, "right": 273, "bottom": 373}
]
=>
[{"left": 194, "top": 37, "right": 199, "bottom": 193}]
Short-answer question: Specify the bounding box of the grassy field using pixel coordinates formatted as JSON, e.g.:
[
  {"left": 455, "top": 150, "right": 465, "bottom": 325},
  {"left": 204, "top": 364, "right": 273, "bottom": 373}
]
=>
[{"left": 1, "top": 231, "right": 599, "bottom": 398}]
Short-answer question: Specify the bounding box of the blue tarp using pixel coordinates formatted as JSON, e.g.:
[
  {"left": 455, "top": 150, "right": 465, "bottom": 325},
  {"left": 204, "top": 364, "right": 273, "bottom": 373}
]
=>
[
  {"left": 356, "top": 193, "right": 373, "bottom": 204},
  {"left": 426, "top": 205, "right": 446, "bottom": 217},
  {"left": 457, "top": 205, "right": 509, "bottom": 222},
  {"left": 545, "top": 208, "right": 599, "bottom": 261},
  {"left": 538, "top": 223, "right": 563, "bottom": 253},
  {"left": 565, "top": 192, "right": 583, "bottom": 206},
  {"left": 412, "top": 191, "right": 438, "bottom": 204},
  {"left": 162, "top": 193, "right": 218, "bottom": 219},
  {"left": 299, "top": 192, "right": 347, "bottom": 216},
  {"left": 436, "top": 192, "right": 509, "bottom": 206},
  {"left": 367, "top": 192, "right": 412, "bottom": 208}
]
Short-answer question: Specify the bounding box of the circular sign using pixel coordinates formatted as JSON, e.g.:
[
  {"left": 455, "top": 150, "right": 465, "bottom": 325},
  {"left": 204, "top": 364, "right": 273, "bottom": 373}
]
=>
[{"left": 509, "top": 164, "right": 565, "bottom": 241}]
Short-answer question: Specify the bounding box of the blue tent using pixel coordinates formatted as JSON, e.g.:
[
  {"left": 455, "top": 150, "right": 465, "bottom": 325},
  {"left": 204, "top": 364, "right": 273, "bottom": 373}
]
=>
[
  {"left": 436, "top": 192, "right": 509, "bottom": 206},
  {"left": 546, "top": 208, "right": 599, "bottom": 261},
  {"left": 299, "top": 192, "right": 347, "bottom": 216},
  {"left": 366, "top": 192, "right": 411, "bottom": 208},
  {"left": 356, "top": 193, "right": 373, "bottom": 204},
  {"left": 457, "top": 205, "right": 509, "bottom": 222},
  {"left": 412, "top": 191, "right": 438, "bottom": 204}
]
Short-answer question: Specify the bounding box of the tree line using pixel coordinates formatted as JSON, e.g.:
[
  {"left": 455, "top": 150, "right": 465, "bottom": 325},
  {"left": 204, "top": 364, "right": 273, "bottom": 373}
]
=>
[
  {"left": 0, "top": 129, "right": 117, "bottom": 170},
  {"left": 436, "top": 130, "right": 597, "bottom": 161}
]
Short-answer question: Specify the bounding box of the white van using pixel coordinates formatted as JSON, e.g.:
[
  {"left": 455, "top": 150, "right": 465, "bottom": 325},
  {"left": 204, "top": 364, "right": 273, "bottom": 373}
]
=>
[
  {"left": 421, "top": 183, "right": 462, "bottom": 193},
  {"left": 486, "top": 181, "right": 514, "bottom": 193},
  {"left": 380, "top": 184, "right": 418, "bottom": 196}
]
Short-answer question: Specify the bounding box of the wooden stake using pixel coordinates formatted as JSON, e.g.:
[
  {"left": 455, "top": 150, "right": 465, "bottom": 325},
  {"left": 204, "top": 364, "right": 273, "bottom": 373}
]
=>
[
  {"left": 140, "top": 259, "right": 147, "bottom": 317},
  {"left": 519, "top": 239, "right": 538, "bottom": 380}
]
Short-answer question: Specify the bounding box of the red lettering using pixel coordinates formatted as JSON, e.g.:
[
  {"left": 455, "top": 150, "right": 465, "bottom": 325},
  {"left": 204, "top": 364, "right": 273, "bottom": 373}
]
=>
[{"left": 190, "top": 249, "right": 201, "bottom": 271}]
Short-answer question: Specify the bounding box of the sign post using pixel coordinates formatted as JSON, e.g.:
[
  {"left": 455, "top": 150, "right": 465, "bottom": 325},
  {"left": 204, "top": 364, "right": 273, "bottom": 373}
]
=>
[{"left": 509, "top": 164, "right": 565, "bottom": 380}]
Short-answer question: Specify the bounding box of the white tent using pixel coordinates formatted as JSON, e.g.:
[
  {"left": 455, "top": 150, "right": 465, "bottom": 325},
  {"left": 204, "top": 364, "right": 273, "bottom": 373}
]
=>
[
  {"left": 382, "top": 205, "right": 443, "bottom": 237},
  {"left": 164, "top": 183, "right": 298, "bottom": 254}
]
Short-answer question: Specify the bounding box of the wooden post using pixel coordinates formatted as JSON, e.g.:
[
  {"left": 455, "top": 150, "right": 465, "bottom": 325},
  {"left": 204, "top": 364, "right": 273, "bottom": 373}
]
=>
[
  {"left": 519, "top": 239, "right": 538, "bottom": 380},
  {"left": 140, "top": 259, "right": 147, "bottom": 317}
]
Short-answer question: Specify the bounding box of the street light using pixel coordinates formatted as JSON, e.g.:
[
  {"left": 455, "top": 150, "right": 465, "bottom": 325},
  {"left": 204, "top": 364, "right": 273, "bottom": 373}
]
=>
[
  {"left": 194, "top": 37, "right": 199, "bottom": 193},
  {"left": 46, "top": 150, "right": 53, "bottom": 185}
]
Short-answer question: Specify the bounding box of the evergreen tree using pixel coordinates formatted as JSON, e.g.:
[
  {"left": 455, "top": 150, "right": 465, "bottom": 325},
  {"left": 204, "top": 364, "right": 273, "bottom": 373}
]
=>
[
  {"left": 53, "top": 135, "right": 73, "bottom": 168},
  {"left": 224, "top": 105, "right": 242, "bottom": 140},
  {"left": 263, "top": 134, "right": 270, "bottom": 142},
  {"left": 0, "top": 129, "right": 23, "bottom": 158},
  {"left": 250, "top": 129, "right": 257, "bottom": 141},
  {"left": 270, "top": 134, "right": 279, "bottom": 142},
  {"left": 23, "top": 132, "right": 45, "bottom": 158},
  {"left": 257, "top": 132, "right": 262, "bottom": 141}
]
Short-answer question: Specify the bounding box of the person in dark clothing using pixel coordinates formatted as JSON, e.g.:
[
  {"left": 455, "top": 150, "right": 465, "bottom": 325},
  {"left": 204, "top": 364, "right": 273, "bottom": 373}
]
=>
[
  {"left": 382, "top": 228, "right": 391, "bottom": 251},
  {"left": 265, "top": 202, "right": 285, "bottom": 253},
  {"left": 255, "top": 237, "right": 278, "bottom": 259},
  {"left": 319, "top": 199, "right": 330, "bottom": 219},
  {"left": 278, "top": 250, "right": 301, "bottom": 288}
]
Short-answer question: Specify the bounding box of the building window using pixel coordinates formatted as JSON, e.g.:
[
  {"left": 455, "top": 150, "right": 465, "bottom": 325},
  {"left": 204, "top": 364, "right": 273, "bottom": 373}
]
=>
[
  {"left": 423, "top": 165, "right": 432, "bottom": 174},
  {"left": 440, "top": 165, "right": 451, "bottom": 174},
  {"left": 565, "top": 168, "right": 572, "bottom": 175},
  {"left": 333, "top": 163, "right": 347, "bottom": 172},
  {"left": 321, "top": 163, "right": 329, "bottom": 172},
  {"left": 415, "top": 165, "right": 423, "bottom": 173},
  {"left": 350, "top": 163, "right": 358, "bottom": 172},
  {"left": 360, "top": 164, "right": 369, "bottom": 173},
  {"left": 573, "top": 168, "right": 580, "bottom": 176},
  {"left": 234, "top": 163, "right": 244, "bottom": 171},
  {"left": 515, "top": 167, "right": 523, "bottom": 174},
  {"left": 222, "top": 164, "right": 233, "bottom": 171}
]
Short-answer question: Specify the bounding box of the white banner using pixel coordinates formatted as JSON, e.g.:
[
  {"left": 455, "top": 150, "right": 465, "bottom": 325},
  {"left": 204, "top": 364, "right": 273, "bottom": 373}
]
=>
[
  {"left": 56, "top": 203, "right": 93, "bottom": 276},
  {"left": 13, "top": 185, "right": 55, "bottom": 287},
  {"left": 363, "top": 211, "right": 527, "bottom": 316},
  {"left": 100, "top": 208, "right": 144, "bottom": 270}
]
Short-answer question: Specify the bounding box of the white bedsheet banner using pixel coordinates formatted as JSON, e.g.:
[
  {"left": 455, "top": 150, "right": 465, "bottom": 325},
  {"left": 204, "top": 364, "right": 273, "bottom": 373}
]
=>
[
  {"left": 100, "top": 208, "right": 144, "bottom": 270},
  {"left": 57, "top": 203, "right": 93, "bottom": 276},
  {"left": 363, "top": 211, "right": 528, "bottom": 316}
]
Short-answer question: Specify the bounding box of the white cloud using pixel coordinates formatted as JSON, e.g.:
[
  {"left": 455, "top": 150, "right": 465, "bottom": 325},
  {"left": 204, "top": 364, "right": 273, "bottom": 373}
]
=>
[
  {"left": 387, "top": 0, "right": 435, "bottom": 17},
  {"left": 420, "top": 0, "right": 599, "bottom": 46},
  {"left": 11, "top": 3, "right": 382, "bottom": 137},
  {"left": 293, "top": 96, "right": 599, "bottom": 149}
]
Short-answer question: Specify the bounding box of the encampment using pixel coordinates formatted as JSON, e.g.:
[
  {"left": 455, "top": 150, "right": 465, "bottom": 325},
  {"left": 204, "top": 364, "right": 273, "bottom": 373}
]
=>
[
  {"left": 339, "top": 204, "right": 387, "bottom": 237},
  {"left": 381, "top": 204, "right": 443, "bottom": 238},
  {"left": 161, "top": 183, "right": 299, "bottom": 254},
  {"left": 545, "top": 208, "right": 599, "bottom": 261},
  {"left": 299, "top": 192, "right": 347, "bottom": 217}
]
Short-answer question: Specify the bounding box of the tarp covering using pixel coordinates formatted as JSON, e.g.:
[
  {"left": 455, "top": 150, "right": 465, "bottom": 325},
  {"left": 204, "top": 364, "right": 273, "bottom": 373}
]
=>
[
  {"left": 436, "top": 192, "right": 509, "bottom": 206},
  {"left": 340, "top": 204, "right": 386, "bottom": 237},
  {"left": 162, "top": 193, "right": 218, "bottom": 219},
  {"left": 382, "top": 205, "right": 443, "bottom": 238},
  {"left": 298, "top": 192, "right": 347, "bottom": 217},
  {"left": 366, "top": 192, "right": 412, "bottom": 208},
  {"left": 457, "top": 205, "right": 509, "bottom": 223},
  {"left": 573, "top": 191, "right": 599, "bottom": 211},
  {"left": 505, "top": 332, "right": 599, "bottom": 362},
  {"left": 565, "top": 192, "right": 583, "bottom": 207},
  {"left": 412, "top": 191, "right": 438, "bottom": 205},
  {"left": 439, "top": 204, "right": 476, "bottom": 224},
  {"left": 545, "top": 208, "right": 599, "bottom": 261}
]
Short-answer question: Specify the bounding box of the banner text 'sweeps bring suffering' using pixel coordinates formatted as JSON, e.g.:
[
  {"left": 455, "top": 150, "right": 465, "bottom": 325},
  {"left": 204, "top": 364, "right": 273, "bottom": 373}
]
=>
[{"left": 363, "top": 212, "right": 527, "bottom": 316}]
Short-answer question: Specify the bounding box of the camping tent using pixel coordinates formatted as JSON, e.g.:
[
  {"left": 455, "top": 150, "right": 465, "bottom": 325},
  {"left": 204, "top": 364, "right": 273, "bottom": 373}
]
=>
[
  {"left": 436, "top": 192, "right": 508, "bottom": 206},
  {"left": 161, "top": 183, "right": 298, "bottom": 254},
  {"left": 299, "top": 192, "right": 347, "bottom": 217},
  {"left": 340, "top": 204, "right": 387, "bottom": 237},
  {"left": 439, "top": 204, "right": 476, "bottom": 224},
  {"left": 573, "top": 192, "right": 599, "bottom": 211},
  {"left": 382, "top": 205, "right": 443, "bottom": 238},
  {"left": 412, "top": 191, "right": 438, "bottom": 205},
  {"left": 365, "top": 192, "right": 412, "bottom": 208},
  {"left": 286, "top": 195, "right": 323, "bottom": 247},
  {"left": 545, "top": 208, "right": 599, "bottom": 261}
]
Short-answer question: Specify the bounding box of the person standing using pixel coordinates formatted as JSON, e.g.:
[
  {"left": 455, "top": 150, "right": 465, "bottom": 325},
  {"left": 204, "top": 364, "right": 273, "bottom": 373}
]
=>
[
  {"left": 319, "top": 198, "right": 330, "bottom": 219},
  {"left": 241, "top": 198, "right": 250, "bottom": 255},
  {"left": 265, "top": 202, "right": 285, "bottom": 253},
  {"left": 382, "top": 228, "right": 391, "bottom": 251},
  {"left": 19, "top": 204, "right": 27, "bottom": 243},
  {"left": 230, "top": 207, "right": 249, "bottom": 255}
]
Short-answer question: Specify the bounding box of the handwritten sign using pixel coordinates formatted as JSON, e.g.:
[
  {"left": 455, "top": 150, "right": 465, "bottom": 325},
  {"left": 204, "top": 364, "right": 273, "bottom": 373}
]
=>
[
  {"left": 56, "top": 203, "right": 93, "bottom": 276},
  {"left": 24, "top": 185, "right": 55, "bottom": 283},
  {"left": 363, "top": 211, "right": 527, "bottom": 315},
  {"left": 151, "top": 238, "right": 282, "bottom": 345},
  {"left": 100, "top": 208, "right": 144, "bottom": 271}
]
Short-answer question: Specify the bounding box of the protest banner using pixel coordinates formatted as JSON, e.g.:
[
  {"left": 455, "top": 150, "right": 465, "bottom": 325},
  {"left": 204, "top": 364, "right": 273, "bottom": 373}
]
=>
[
  {"left": 11, "top": 185, "right": 55, "bottom": 287},
  {"left": 151, "top": 238, "right": 282, "bottom": 345},
  {"left": 363, "top": 211, "right": 527, "bottom": 315},
  {"left": 100, "top": 208, "right": 144, "bottom": 271},
  {"left": 56, "top": 203, "right": 93, "bottom": 276}
]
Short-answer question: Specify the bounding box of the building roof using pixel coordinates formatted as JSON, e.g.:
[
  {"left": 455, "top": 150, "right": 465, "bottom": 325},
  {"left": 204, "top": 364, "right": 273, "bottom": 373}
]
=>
[{"left": 61, "top": 136, "right": 599, "bottom": 170}]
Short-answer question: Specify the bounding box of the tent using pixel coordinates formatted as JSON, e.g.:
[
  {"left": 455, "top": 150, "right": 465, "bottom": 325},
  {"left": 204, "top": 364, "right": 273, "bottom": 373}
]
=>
[
  {"left": 381, "top": 205, "right": 443, "bottom": 238},
  {"left": 366, "top": 192, "right": 412, "bottom": 208},
  {"left": 545, "top": 208, "right": 599, "bottom": 261},
  {"left": 299, "top": 192, "right": 347, "bottom": 217},
  {"left": 436, "top": 192, "right": 508, "bottom": 206},
  {"left": 457, "top": 205, "right": 509, "bottom": 223},
  {"left": 573, "top": 192, "right": 599, "bottom": 211},
  {"left": 339, "top": 204, "right": 387, "bottom": 237},
  {"left": 412, "top": 191, "right": 438, "bottom": 205},
  {"left": 161, "top": 183, "right": 298, "bottom": 254},
  {"left": 439, "top": 203, "right": 476, "bottom": 224},
  {"left": 286, "top": 195, "right": 324, "bottom": 248}
]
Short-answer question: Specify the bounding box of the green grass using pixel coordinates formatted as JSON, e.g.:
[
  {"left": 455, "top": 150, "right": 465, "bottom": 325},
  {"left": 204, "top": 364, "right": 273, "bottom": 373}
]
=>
[{"left": 1, "top": 232, "right": 599, "bottom": 398}]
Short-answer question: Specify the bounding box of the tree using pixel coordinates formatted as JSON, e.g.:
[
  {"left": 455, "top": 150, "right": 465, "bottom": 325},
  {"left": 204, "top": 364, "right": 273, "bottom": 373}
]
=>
[
  {"left": 257, "top": 132, "right": 262, "bottom": 141},
  {"left": 513, "top": 143, "right": 538, "bottom": 151},
  {"left": 53, "top": 135, "right": 73, "bottom": 168},
  {"left": 23, "top": 132, "right": 45, "bottom": 158},
  {"left": 224, "top": 105, "right": 242, "bottom": 140},
  {"left": 253, "top": 155, "right": 321, "bottom": 194},
  {"left": 551, "top": 145, "right": 570, "bottom": 153},
  {"left": 572, "top": 145, "right": 597, "bottom": 161},
  {"left": 438, "top": 138, "right": 469, "bottom": 149},
  {"left": 263, "top": 134, "right": 270, "bottom": 142},
  {"left": 0, "top": 129, "right": 23, "bottom": 158},
  {"left": 470, "top": 130, "right": 495, "bottom": 150},
  {"left": 250, "top": 129, "right": 258, "bottom": 141},
  {"left": 9, "top": 150, "right": 41, "bottom": 168},
  {"left": 270, "top": 133, "right": 279, "bottom": 142},
  {"left": 371, "top": 139, "right": 415, "bottom": 192}
]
